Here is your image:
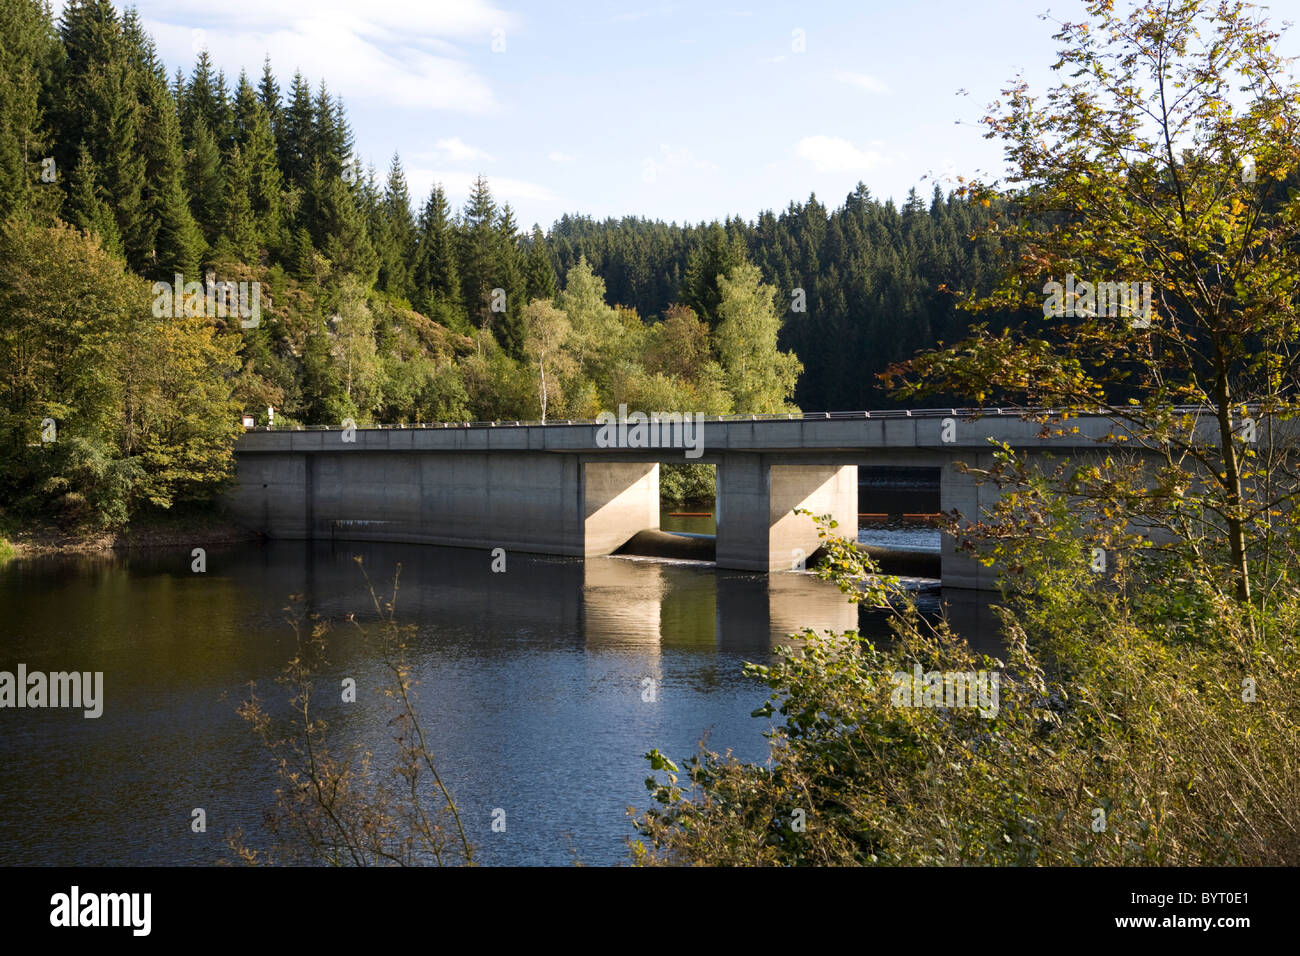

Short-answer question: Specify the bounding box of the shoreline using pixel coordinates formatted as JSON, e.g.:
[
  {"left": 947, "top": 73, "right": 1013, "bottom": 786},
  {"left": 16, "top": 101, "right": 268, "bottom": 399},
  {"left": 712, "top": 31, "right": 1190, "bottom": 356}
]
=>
[{"left": 2, "top": 514, "right": 257, "bottom": 559}]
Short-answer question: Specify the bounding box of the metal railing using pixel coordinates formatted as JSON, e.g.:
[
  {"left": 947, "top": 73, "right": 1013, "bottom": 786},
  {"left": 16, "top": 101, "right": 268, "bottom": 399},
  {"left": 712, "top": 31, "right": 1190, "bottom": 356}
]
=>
[{"left": 243, "top": 405, "right": 1247, "bottom": 431}]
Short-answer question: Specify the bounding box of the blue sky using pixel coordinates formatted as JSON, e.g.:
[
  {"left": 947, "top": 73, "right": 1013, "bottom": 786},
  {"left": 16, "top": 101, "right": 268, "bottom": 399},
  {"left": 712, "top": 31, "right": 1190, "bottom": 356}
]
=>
[{"left": 80, "top": 1, "right": 1300, "bottom": 229}]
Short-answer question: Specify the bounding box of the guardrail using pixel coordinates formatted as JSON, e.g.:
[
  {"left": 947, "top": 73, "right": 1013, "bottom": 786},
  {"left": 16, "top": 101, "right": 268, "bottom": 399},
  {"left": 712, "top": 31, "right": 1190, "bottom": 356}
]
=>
[{"left": 243, "top": 405, "right": 1254, "bottom": 431}]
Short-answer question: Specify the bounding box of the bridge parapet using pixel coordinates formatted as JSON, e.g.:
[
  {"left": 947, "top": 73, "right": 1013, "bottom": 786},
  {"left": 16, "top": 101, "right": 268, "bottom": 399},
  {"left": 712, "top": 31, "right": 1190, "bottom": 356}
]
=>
[{"left": 236, "top": 407, "right": 1255, "bottom": 457}]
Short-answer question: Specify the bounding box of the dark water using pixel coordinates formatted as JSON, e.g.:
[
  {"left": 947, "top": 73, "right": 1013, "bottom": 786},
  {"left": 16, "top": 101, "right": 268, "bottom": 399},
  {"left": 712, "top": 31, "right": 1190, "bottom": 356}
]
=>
[{"left": 0, "top": 517, "right": 993, "bottom": 867}]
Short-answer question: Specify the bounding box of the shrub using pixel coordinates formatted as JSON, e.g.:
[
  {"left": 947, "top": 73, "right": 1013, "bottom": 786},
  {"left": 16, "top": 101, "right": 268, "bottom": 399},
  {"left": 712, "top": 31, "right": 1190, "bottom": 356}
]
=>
[{"left": 630, "top": 513, "right": 1300, "bottom": 865}]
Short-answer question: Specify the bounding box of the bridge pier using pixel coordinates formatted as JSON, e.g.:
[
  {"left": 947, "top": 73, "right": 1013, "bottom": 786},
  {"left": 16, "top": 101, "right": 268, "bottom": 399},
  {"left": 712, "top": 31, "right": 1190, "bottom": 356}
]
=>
[
  {"left": 583, "top": 461, "right": 659, "bottom": 555},
  {"left": 715, "top": 456, "right": 858, "bottom": 571},
  {"left": 938, "top": 453, "right": 1002, "bottom": 591}
]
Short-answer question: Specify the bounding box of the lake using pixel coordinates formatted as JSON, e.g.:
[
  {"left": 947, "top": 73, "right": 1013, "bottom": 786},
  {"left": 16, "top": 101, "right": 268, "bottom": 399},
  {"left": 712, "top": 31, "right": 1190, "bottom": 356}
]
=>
[{"left": 0, "top": 518, "right": 995, "bottom": 866}]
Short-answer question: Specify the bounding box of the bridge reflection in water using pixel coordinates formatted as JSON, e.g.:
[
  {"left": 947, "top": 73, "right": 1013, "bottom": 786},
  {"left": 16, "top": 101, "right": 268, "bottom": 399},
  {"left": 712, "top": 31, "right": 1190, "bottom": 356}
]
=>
[
  {"left": 272, "top": 539, "right": 1003, "bottom": 658},
  {"left": 0, "top": 537, "right": 1002, "bottom": 866}
]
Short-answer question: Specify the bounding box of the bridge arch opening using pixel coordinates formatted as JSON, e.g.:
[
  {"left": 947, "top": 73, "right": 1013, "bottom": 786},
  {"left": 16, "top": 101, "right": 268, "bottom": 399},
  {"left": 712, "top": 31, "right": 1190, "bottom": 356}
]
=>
[{"left": 857, "top": 466, "right": 941, "bottom": 522}]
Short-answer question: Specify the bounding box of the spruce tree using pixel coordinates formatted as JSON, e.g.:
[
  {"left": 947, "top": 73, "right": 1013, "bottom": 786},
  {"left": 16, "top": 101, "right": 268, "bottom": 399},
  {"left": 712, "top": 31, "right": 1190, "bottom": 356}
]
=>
[
  {"left": 180, "top": 50, "right": 231, "bottom": 151},
  {"left": 290, "top": 225, "right": 316, "bottom": 282},
  {"left": 234, "top": 72, "right": 285, "bottom": 257},
  {"left": 53, "top": 0, "right": 148, "bottom": 269},
  {"left": 257, "top": 56, "right": 280, "bottom": 131},
  {"left": 64, "top": 144, "right": 122, "bottom": 256},
  {"left": 312, "top": 81, "right": 349, "bottom": 177},
  {"left": 413, "top": 184, "right": 465, "bottom": 327},
  {"left": 378, "top": 154, "right": 417, "bottom": 301},
  {"left": 492, "top": 202, "right": 525, "bottom": 356},
  {"left": 184, "top": 115, "right": 225, "bottom": 251},
  {"left": 0, "top": 0, "right": 59, "bottom": 221},
  {"left": 132, "top": 53, "right": 202, "bottom": 278},
  {"left": 150, "top": 164, "right": 203, "bottom": 278},
  {"left": 220, "top": 144, "right": 258, "bottom": 262},
  {"left": 458, "top": 174, "right": 499, "bottom": 329},
  {"left": 316, "top": 161, "right": 377, "bottom": 284},
  {"left": 681, "top": 222, "right": 748, "bottom": 327},
  {"left": 524, "top": 225, "right": 556, "bottom": 302},
  {"left": 278, "top": 71, "right": 313, "bottom": 185}
]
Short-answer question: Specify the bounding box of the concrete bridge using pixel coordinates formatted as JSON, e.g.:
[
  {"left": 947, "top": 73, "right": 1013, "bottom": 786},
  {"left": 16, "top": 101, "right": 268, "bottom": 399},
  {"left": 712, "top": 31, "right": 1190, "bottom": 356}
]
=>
[{"left": 224, "top": 409, "right": 1160, "bottom": 591}]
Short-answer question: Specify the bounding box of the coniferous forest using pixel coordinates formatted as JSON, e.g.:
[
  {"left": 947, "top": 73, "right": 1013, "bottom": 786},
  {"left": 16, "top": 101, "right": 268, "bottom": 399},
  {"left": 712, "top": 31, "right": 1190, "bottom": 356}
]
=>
[{"left": 0, "top": 0, "right": 1017, "bottom": 530}]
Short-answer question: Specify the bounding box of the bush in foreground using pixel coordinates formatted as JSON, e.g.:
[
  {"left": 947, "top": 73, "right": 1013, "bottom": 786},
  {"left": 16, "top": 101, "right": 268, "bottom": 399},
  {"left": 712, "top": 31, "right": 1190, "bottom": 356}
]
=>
[{"left": 630, "top": 513, "right": 1300, "bottom": 866}]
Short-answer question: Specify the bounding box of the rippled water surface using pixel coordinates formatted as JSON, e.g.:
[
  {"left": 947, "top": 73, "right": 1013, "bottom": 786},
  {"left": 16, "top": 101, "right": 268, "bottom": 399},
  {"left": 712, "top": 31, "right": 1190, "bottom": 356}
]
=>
[{"left": 0, "top": 514, "right": 993, "bottom": 866}]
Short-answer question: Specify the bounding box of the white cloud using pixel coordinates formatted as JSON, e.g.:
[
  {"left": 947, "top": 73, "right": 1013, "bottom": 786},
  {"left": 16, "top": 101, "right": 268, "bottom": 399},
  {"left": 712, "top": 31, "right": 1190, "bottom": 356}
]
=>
[
  {"left": 836, "top": 71, "right": 891, "bottom": 94},
  {"left": 548, "top": 151, "right": 577, "bottom": 164},
  {"left": 639, "top": 144, "right": 719, "bottom": 186},
  {"left": 794, "top": 135, "right": 886, "bottom": 173},
  {"left": 138, "top": 0, "right": 511, "bottom": 40},
  {"left": 137, "top": 0, "right": 516, "bottom": 113},
  {"left": 434, "top": 137, "right": 494, "bottom": 163},
  {"left": 409, "top": 168, "right": 560, "bottom": 205},
  {"left": 655, "top": 143, "right": 717, "bottom": 172}
]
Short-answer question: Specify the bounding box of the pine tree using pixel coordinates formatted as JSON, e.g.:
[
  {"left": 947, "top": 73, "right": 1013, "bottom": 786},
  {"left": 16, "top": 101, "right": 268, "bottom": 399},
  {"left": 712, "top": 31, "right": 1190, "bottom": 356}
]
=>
[
  {"left": 376, "top": 153, "right": 417, "bottom": 300},
  {"left": 332, "top": 97, "right": 354, "bottom": 173},
  {"left": 232, "top": 71, "right": 257, "bottom": 137},
  {"left": 234, "top": 72, "right": 285, "bottom": 257},
  {"left": 312, "top": 80, "right": 349, "bottom": 177},
  {"left": 681, "top": 222, "right": 748, "bottom": 327},
  {"left": 290, "top": 225, "right": 316, "bottom": 282},
  {"left": 492, "top": 202, "right": 526, "bottom": 356},
  {"left": 180, "top": 50, "right": 232, "bottom": 151},
  {"left": 64, "top": 144, "right": 122, "bottom": 256},
  {"left": 257, "top": 56, "right": 280, "bottom": 134},
  {"left": 220, "top": 144, "right": 258, "bottom": 262},
  {"left": 184, "top": 115, "right": 225, "bottom": 251},
  {"left": 53, "top": 0, "right": 148, "bottom": 269},
  {"left": 458, "top": 174, "right": 499, "bottom": 329},
  {"left": 130, "top": 43, "right": 202, "bottom": 278},
  {"left": 413, "top": 183, "right": 465, "bottom": 328},
  {"left": 278, "top": 71, "right": 313, "bottom": 186},
  {"left": 0, "top": 0, "right": 58, "bottom": 220},
  {"left": 524, "top": 225, "right": 556, "bottom": 301},
  {"left": 150, "top": 164, "right": 203, "bottom": 278},
  {"left": 316, "top": 162, "right": 377, "bottom": 284}
]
